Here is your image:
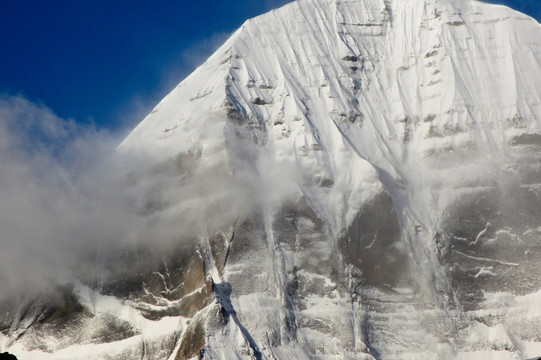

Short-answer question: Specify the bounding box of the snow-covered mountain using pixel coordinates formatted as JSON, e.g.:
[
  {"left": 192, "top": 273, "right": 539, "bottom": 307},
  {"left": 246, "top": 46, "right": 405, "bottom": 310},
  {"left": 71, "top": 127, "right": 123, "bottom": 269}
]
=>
[{"left": 3, "top": 0, "right": 541, "bottom": 359}]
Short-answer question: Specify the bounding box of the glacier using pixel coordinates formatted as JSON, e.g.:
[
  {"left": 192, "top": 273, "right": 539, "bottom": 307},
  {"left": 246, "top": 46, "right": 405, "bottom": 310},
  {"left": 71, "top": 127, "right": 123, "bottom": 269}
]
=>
[{"left": 2, "top": 0, "right": 541, "bottom": 359}]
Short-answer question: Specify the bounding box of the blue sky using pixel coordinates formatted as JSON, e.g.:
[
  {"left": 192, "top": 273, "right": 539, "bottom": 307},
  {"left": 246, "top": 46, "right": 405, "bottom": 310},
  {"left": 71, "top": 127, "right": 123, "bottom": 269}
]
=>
[{"left": 0, "top": 0, "right": 539, "bottom": 132}]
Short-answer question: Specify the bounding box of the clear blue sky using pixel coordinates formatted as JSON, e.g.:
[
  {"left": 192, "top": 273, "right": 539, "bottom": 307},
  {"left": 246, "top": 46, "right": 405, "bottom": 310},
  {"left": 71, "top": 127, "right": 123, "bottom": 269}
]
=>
[{"left": 1, "top": 0, "right": 539, "bottom": 132}]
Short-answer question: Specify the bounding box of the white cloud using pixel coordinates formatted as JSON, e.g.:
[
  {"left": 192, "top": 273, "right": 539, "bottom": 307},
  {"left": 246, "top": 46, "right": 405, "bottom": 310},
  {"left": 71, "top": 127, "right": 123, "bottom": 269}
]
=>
[
  {"left": 0, "top": 95, "right": 134, "bottom": 300},
  {"left": 0, "top": 94, "right": 301, "bottom": 302}
]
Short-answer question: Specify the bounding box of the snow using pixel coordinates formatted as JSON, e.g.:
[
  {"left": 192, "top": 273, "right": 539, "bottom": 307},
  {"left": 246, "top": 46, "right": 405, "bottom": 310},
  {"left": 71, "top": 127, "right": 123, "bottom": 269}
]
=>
[
  {"left": 0, "top": 332, "right": 6, "bottom": 352},
  {"left": 7, "top": 281, "right": 187, "bottom": 360},
  {"left": 73, "top": 281, "right": 186, "bottom": 338}
]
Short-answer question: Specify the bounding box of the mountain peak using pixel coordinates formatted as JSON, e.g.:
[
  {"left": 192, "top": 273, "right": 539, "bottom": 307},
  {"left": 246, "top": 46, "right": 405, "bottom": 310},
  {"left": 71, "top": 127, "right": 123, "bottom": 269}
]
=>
[{"left": 5, "top": 0, "right": 541, "bottom": 359}]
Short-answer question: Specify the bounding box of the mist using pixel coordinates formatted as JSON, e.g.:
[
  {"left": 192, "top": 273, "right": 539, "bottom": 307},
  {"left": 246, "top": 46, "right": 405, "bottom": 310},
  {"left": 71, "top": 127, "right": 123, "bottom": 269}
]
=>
[
  {"left": 0, "top": 95, "right": 126, "bottom": 299},
  {"left": 0, "top": 94, "right": 301, "bottom": 303}
]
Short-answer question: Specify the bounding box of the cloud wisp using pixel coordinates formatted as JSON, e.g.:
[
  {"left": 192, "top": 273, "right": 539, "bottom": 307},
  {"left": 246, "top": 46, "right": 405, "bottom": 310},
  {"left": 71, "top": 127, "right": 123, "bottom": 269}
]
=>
[
  {"left": 0, "top": 94, "right": 301, "bottom": 303},
  {"left": 0, "top": 94, "right": 132, "bottom": 300}
]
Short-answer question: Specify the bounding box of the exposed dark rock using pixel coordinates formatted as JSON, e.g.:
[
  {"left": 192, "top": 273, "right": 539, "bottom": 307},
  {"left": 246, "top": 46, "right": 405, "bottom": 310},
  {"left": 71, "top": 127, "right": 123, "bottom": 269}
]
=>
[
  {"left": 252, "top": 97, "right": 271, "bottom": 105},
  {"left": 90, "top": 314, "right": 138, "bottom": 343},
  {"left": 342, "top": 55, "right": 359, "bottom": 62},
  {"left": 209, "top": 231, "right": 233, "bottom": 277},
  {"left": 511, "top": 133, "right": 541, "bottom": 146},
  {"left": 175, "top": 318, "right": 206, "bottom": 360},
  {"left": 223, "top": 99, "right": 247, "bottom": 125},
  {"left": 342, "top": 192, "right": 410, "bottom": 288},
  {"left": 0, "top": 353, "right": 17, "bottom": 360}
]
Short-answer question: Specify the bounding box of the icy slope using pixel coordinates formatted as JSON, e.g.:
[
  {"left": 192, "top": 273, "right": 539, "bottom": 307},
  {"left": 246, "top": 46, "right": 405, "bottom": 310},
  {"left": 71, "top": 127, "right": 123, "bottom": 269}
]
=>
[{"left": 4, "top": 0, "right": 541, "bottom": 359}]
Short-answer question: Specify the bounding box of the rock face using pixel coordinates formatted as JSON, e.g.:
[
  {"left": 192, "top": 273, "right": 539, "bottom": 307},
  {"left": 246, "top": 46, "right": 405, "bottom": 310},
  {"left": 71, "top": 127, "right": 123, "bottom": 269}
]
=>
[
  {"left": 3, "top": 0, "right": 541, "bottom": 359},
  {"left": 0, "top": 353, "right": 18, "bottom": 360}
]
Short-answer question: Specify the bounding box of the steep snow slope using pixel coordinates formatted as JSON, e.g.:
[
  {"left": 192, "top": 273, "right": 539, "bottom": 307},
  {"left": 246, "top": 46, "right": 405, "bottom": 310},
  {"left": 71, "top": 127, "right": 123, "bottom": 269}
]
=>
[{"left": 3, "top": 0, "right": 541, "bottom": 359}]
